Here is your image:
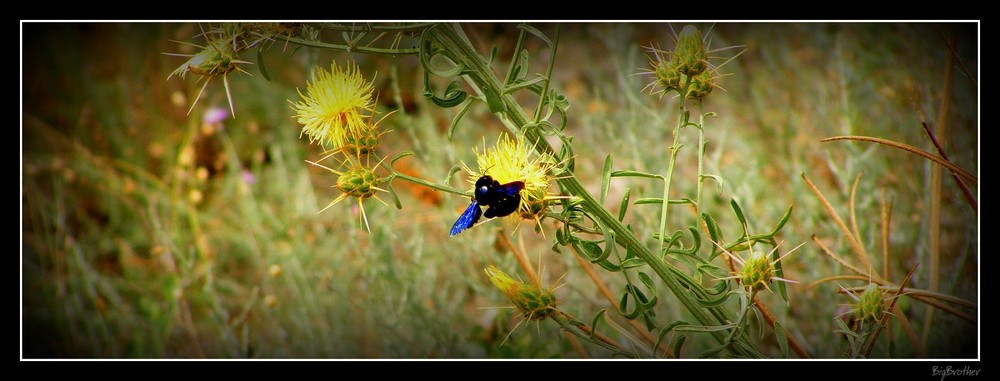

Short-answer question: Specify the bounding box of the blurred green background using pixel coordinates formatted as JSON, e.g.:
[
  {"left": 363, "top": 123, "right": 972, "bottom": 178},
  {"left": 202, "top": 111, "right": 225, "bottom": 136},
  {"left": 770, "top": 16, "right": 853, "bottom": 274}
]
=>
[{"left": 21, "top": 22, "right": 977, "bottom": 358}]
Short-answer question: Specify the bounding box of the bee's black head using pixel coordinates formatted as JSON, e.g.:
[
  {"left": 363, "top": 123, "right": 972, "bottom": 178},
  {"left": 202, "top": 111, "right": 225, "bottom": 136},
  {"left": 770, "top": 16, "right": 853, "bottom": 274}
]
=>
[
  {"left": 475, "top": 175, "right": 494, "bottom": 188},
  {"left": 474, "top": 175, "right": 495, "bottom": 200}
]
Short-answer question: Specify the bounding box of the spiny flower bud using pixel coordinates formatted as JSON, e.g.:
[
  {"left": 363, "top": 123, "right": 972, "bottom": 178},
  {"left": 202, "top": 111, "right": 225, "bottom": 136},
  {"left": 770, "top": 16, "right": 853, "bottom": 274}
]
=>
[
  {"left": 686, "top": 70, "right": 715, "bottom": 101},
  {"left": 855, "top": 283, "right": 885, "bottom": 323},
  {"left": 740, "top": 251, "right": 773, "bottom": 291},
  {"left": 654, "top": 59, "right": 682, "bottom": 93},
  {"left": 337, "top": 167, "right": 381, "bottom": 199},
  {"left": 170, "top": 39, "right": 240, "bottom": 80},
  {"left": 485, "top": 265, "right": 557, "bottom": 321},
  {"left": 344, "top": 126, "right": 382, "bottom": 156},
  {"left": 672, "top": 25, "right": 708, "bottom": 77},
  {"left": 518, "top": 195, "right": 549, "bottom": 220}
]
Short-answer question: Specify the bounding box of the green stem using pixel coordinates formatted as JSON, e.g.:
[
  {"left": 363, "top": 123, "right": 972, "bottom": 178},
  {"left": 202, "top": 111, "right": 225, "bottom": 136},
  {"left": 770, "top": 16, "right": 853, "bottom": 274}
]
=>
[
  {"left": 314, "top": 22, "right": 435, "bottom": 32},
  {"left": 429, "top": 24, "right": 762, "bottom": 358},
  {"left": 553, "top": 312, "right": 638, "bottom": 357},
  {"left": 659, "top": 92, "right": 686, "bottom": 251},
  {"left": 389, "top": 171, "right": 468, "bottom": 197},
  {"left": 696, "top": 103, "right": 706, "bottom": 217},
  {"left": 276, "top": 35, "right": 419, "bottom": 55},
  {"left": 533, "top": 25, "right": 561, "bottom": 123}
]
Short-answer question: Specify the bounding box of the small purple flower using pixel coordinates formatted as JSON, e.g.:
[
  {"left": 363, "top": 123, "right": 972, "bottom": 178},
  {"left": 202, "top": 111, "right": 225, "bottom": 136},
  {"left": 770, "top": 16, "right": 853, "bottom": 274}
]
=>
[
  {"left": 203, "top": 107, "right": 229, "bottom": 124},
  {"left": 242, "top": 169, "right": 256, "bottom": 185}
]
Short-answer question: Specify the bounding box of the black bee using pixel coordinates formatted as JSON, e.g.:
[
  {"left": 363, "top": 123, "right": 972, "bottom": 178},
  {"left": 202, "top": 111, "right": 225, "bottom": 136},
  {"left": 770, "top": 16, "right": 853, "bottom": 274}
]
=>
[{"left": 450, "top": 175, "right": 525, "bottom": 236}]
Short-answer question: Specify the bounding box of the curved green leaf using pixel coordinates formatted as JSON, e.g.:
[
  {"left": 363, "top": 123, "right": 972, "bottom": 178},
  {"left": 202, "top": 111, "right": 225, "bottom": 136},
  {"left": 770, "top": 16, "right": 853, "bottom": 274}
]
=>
[
  {"left": 386, "top": 183, "right": 403, "bottom": 210},
  {"left": 694, "top": 290, "right": 736, "bottom": 308},
  {"left": 445, "top": 165, "right": 464, "bottom": 185},
  {"left": 621, "top": 258, "right": 647, "bottom": 270},
  {"left": 256, "top": 48, "right": 271, "bottom": 81},
  {"left": 487, "top": 44, "right": 498, "bottom": 65},
  {"left": 503, "top": 75, "right": 547, "bottom": 95},
  {"left": 447, "top": 98, "right": 479, "bottom": 140},
  {"left": 618, "top": 187, "right": 631, "bottom": 222},
  {"left": 702, "top": 212, "right": 725, "bottom": 260},
  {"left": 633, "top": 197, "right": 694, "bottom": 205},
  {"left": 517, "top": 23, "right": 552, "bottom": 45},
  {"left": 390, "top": 151, "right": 414, "bottom": 166},
  {"left": 769, "top": 204, "right": 794, "bottom": 236},
  {"left": 697, "top": 263, "right": 731, "bottom": 280},
  {"left": 675, "top": 323, "right": 736, "bottom": 333},
  {"left": 589, "top": 309, "right": 608, "bottom": 339},
  {"left": 673, "top": 334, "right": 687, "bottom": 358},
  {"left": 419, "top": 33, "right": 463, "bottom": 77},
  {"left": 773, "top": 244, "right": 789, "bottom": 304},
  {"left": 698, "top": 344, "right": 728, "bottom": 358},
  {"left": 601, "top": 154, "right": 612, "bottom": 204},
  {"left": 730, "top": 198, "right": 748, "bottom": 230},
  {"left": 426, "top": 81, "right": 468, "bottom": 108},
  {"left": 752, "top": 304, "right": 764, "bottom": 339},
  {"left": 482, "top": 85, "right": 504, "bottom": 114},
  {"left": 774, "top": 321, "right": 789, "bottom": 359},
  {"left": 611, "top": 170, "right": 663, "bottom": 180},
  {"left": 637, "top": 271, "right": 655, "bottom": 292},
  {"left": 654, "top": 321, "right": 686, "bottom": 357}
]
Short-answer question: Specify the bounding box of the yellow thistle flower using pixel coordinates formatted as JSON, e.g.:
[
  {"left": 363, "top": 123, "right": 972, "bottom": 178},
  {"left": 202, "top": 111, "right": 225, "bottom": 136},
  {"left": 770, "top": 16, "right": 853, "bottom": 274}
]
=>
[
  {"left": 484, "top": 265, "right": 557, "bottom": 321},
  {"left": 464, "top": 133, "right": 555, "bottom": 223},
  {"left": 306, "top": 155, "right": 389, "bottom": 233},
  {"left": 290, "top": 60, "right": 376, "bottom": 150}
]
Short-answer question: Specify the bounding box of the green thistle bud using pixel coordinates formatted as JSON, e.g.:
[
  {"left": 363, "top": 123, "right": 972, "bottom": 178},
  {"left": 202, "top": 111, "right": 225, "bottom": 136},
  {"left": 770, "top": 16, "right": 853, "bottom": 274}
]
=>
[
  {"left": 740, "top": 251, "right": 773, "bottom": 291},
  {"left": 485, "top": 265, "right": 557, "bottom": 321},
  {"left": 655, "top": 59, "right": 682, "bottom": 93},
  {"left": 856, "top": 283, "right": 885, "bottom": 322},
  {"left": 171, "top": 39, "right": 240, "bottom": 79},
  {"left": 337, "top": 167, "right": 381, "bottom": 199},
  {"left": 686, "top": 70, "right": 715, "bottom": 101},
  {"left": 672, "top": 25, "right": 708, "bottom": 77},
  {"left": 344, "top": 126, "right": 382, "bottom": 156},
  {"left": 518, "top": 188, "right": 550, "bottom": 220}
]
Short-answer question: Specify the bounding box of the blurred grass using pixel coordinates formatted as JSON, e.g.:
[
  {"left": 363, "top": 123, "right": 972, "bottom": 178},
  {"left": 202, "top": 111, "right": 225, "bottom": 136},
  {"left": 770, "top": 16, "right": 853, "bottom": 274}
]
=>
[{"left": 21, "top": 22, "right": 977, "bottom": 358}]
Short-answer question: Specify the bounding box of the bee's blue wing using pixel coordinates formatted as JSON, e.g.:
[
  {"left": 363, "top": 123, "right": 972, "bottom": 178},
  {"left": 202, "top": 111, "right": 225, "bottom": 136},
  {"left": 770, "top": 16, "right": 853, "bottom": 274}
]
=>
[
  {"left": 499, "top": 181, "right": 526, "bottom": 196},
  {"left": 450, "top": 201, "right": 482, "bottom": 237}
]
